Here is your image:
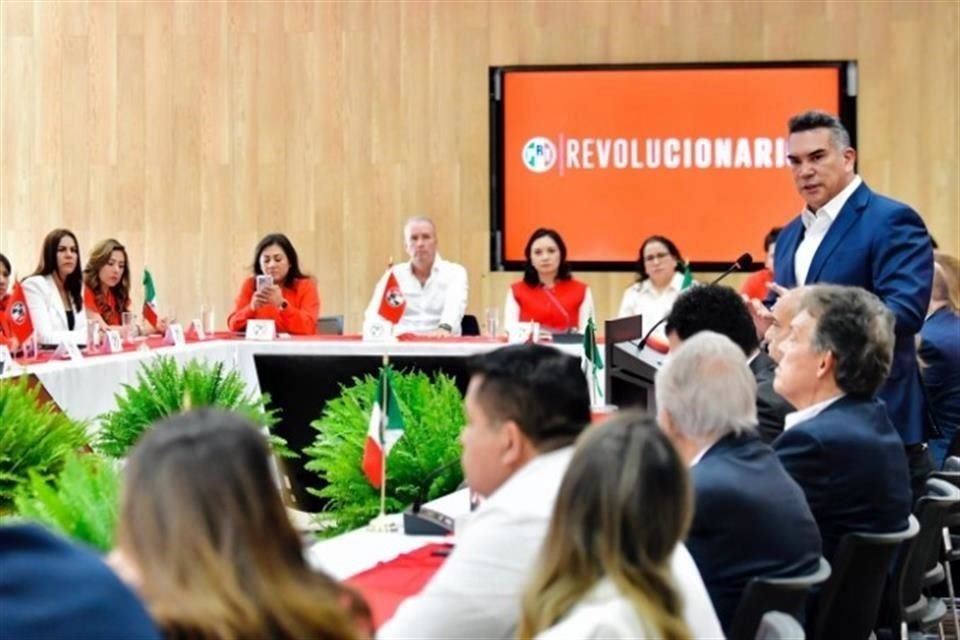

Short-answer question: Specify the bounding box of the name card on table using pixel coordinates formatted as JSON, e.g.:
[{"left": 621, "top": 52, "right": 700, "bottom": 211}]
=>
[
  {"left": 163, "top": 323, "right": 186, "bottom": 346},
  {"left": 103, "top": 330, "right": 123, "bottom": 354},
  {"left": 362, "top": 319, "right": 396, "bottom": 343},
  {"left": 190, "top": 318, "right": 206, "bottom": 341},
  {"left": 54, "top": 341, "right": 85, "bottom": 362},
  {"left": 507, "top": 322, "right": 540, "bottom": 344},
  {"left": 245, "top": 319, "right": 276, "bottom": 341}
]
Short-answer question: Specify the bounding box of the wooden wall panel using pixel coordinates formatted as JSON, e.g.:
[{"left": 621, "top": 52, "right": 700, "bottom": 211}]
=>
[{"left": 1, "top": 0, "right": 957, "bottom": 333}]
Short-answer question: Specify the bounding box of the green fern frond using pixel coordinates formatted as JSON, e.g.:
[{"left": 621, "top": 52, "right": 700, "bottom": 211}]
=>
[
  {"left": 304, "top": 368, "right": 465, "bottom": 537},
  {"left": 8, "top": 453, "right": 121, "bottom": 551},
  {"left": 0, "top": 378, "right": 89, "bottom": 508},
  {"left": 96, "top": 355, "right": 282, "bottom": 458}
]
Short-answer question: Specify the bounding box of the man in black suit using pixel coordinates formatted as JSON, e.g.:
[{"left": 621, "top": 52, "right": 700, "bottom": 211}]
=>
[
  {"left": 657, "top": 331, "right": 822, "bottom": 633},
  {"left": 773, "top": 285, "right": 912, "bottom": 561},
  {"left": 666, "top": 284, "right": 795, "bottom": 443}
]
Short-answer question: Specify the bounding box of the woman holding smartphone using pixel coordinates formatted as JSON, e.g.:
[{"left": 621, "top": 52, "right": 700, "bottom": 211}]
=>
[{"left": 227, "top": 233, "right": 320, "bottom": 335}]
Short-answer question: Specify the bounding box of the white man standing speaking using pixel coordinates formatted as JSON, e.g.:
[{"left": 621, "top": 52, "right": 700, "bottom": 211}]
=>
[
  {"left": 772, "top": 111, "right": 934, "bottom": 497},
  {"left": 363, "top": 216, "right": 468, "bottom": 336}
]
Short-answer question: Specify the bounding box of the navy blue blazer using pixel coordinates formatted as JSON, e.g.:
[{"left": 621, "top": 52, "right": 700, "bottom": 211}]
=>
[
  {"left": 0, "top": 524, "right": 160, "bottom": 640},
  {"left": 773, "top": 181, "right": 934, "bottom": 444},
  {"left": 686, "top": 432, "right": 822, "bottom": 633},
  {"left": 920, "top": 307, "right": 960, "bottom": 467},
  {"left": 773, "top": 396, "right": 912, "bottom": 562}
]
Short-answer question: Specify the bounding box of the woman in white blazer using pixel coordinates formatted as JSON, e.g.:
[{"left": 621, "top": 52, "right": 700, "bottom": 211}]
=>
[
  {"left": 518, "top": 413, "right": 700, "bottom": 640},
  {"left": 22, "top": 228, "right": 88, "bottom": 347}
]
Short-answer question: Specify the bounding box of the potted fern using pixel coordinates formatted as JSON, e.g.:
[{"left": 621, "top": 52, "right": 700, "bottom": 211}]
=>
[
  {"left": 305, "top": 368, "right": 465, "bottom": 536},
  {"left": 96, "top": 355, "right": 281, "bottom": 458},
  {"left": 0, "top": 377, "right": 89, "bottom": 511},
  {"left": 11, "top": 453, "right": 120, "bottom": 551}
]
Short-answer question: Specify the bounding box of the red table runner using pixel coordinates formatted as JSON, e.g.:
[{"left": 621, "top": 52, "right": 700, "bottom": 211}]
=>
[{"left": 346, "top": 542, "right": 452, "bottom": 629}]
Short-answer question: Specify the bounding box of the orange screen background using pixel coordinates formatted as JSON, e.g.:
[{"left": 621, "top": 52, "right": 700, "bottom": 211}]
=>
[{"left": 501, "top": 67, "right": 842, "bottom": 266}]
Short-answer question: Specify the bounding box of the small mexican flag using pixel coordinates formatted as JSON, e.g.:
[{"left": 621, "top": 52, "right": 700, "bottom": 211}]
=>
[
  {"left": 582, "top": 316, "right": 604, "bottom": 405},
  {"left": 680, "top": 263, "right": 694, "bottom": 289},
  {"left": 142, "top": 269, "right": 159, "bottom": 328},
  {"left": 361, "top": 368, "right": 405, "bottom": 489}
]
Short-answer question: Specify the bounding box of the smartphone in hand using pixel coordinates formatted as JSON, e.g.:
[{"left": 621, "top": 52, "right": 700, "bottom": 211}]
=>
[{"left": 256, "top": 275, "right": 273, "bottom": 292}]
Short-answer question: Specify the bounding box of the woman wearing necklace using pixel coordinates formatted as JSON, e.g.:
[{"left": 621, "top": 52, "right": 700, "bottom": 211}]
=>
[
  {"left": 22, "top": 228, "right": 88, "bottom": 347},
  {"left": 504, "top": 228, "right": 594, "bottom": 335}
]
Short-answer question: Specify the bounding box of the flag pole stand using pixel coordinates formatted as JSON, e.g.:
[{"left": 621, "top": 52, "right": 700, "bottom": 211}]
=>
[{"left": 368, "top": 354, "right": 398, "bottom": 533}]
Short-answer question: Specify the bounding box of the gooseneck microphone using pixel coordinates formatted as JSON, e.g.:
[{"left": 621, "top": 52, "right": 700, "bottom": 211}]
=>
[
  {"left": 404, "top": 458, "right": 461, "bottom": 535},
  {"left": 634, "top": 252, "right": 753, "bottom": 351}
]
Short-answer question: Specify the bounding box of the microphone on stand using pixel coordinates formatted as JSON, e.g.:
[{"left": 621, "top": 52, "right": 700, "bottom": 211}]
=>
[
  {"left": 403, "top": 458, "right": 461, "bottom": 535},
  {"left": 634, "top": 252, "right": 753, "bottom": 352}
]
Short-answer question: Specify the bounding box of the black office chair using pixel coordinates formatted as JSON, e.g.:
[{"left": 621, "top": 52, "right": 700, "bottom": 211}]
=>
[
  {"left": 811, "top": 515, "right": 920, "bottom": 640},
  {"left": 730, "top": 557, "right": 830, "bottom": 640},
  {"left": 316, "top": 315, "right": 344, "bottom": 335},
  {"left": 879, "top": 478, "right": 960, "bottom": 639},
  {"left": 460, "top": 314, "right": 480, "bottom": 336},
  {"left": 754, "top": 611, "right": 806, "bottom": 640}
]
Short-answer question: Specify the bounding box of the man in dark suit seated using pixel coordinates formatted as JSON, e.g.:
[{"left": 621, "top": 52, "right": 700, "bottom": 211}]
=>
[
  {"left": 0, "top": 523, "right": 160, "bottom": 640},
  {"left": 665, "top": 284, "right": 795, "bottom": 443},
  {"left": 773, "top": 285, "right": 912, "bottom": 562},
  {"left": 657, "top": 330, "right": 822, "bottom": 633}
]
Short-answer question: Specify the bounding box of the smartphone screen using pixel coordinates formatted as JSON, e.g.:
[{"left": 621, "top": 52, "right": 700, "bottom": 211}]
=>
[{"left": 256, "top": 275, "right": 273, "bottom": 292}]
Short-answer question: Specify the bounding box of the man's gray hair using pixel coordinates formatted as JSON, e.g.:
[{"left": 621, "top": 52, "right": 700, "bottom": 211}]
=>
[
  {"left": 788, "top": 110, "right": 852, "bottom": 151},
  {"left": 655, "top": 331, "right": 758, "bottom": 440},
  {"left": 798, "top": 285, "right": 895, "bottom": 397},
  {"left": 403, "top": 215, "right": 436, "bottom": 238}
]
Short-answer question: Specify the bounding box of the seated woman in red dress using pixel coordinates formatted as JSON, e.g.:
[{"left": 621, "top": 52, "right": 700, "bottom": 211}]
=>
[
  {"left": 227, "top": 233, "right": 320, "bottom": 335},
  {"left": 504, "top": 228, "right": 594, "bottom": 335},
  {"left": 0, "top": 253, "right": 19, "bottom": 351},
  {"left": 83, "top": 238, "right": 167, "bottom": 336}
]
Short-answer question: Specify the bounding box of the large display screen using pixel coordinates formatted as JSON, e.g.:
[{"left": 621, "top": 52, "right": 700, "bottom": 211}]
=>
[{"left": 490, "top": 62, "right": 857, "bottom": 271}]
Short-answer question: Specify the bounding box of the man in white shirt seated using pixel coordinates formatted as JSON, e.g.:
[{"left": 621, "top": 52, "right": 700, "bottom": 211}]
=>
[
  {"left": 363, "top": 216, "right": 468, "bottom": 336},
  {"left": 379, "top": 344, "right": 724, "bottom": 639}
]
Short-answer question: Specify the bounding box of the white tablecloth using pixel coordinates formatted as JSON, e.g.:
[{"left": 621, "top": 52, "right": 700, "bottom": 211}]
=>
[{"left": 3, "top": 338, "right": 584, "bottom": 424}]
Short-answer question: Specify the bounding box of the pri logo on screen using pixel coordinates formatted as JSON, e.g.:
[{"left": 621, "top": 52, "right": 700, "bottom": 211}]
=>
[{"left": 522, "top": 137, "right": 557, "bottom": 173}]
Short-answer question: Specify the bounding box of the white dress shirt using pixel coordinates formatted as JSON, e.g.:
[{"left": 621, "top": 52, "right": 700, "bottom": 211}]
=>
[
  {"left": 21, "top": 274, "right": 88, "bottom": 346},
  {"left": 363, "top": 255, "right": 468, "bottom": 335},
  {"left": 617, "top": 272, "right": 686, "bottom": 340},
  {"left": 378, "top": 446, "right": 724, "bottom": 640},
  {"left": 794, "top": 175, "right": 862, "bottom": 285},
  {"left": 783, "top": 393, "right": 846, "bottom": 431}
]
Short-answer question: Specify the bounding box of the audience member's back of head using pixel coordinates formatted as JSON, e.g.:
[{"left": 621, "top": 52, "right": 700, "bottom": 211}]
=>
[
  {"left": 465, "top": 343, "right": 591, "bottom": 452},
  {"left": 799, "top": 285, "right": 894, "bottom": 397},
  {"left": 0, "top": 523, "right": 160, "bottom": 640},
  {"left": 932, "top": 251, "right": 960, "bottom": 312},
  {"left": 518, "top": 413, "right": 692, "bottom": 640},
  {"left": 665, "top": 284, "right": 759, "bottom": 356},
  {"left": 117, "top": 408, "right": 362, "bottom": 640},
  {"left": 656, "top": 331, "right": 758, "bottom": 441}
]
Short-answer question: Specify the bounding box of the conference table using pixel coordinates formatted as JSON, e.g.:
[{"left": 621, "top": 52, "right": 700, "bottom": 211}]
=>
[
  {"left": 2, "top": 333, "right": 587, "bottom": 510},
  {"left": 306, "top": 489, "right": 471, "bottom": 628}
]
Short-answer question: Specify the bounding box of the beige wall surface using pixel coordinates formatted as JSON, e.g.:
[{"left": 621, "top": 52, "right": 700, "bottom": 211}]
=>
[{"left": 2, "top": 0, "right": 957, "bottom": 332}]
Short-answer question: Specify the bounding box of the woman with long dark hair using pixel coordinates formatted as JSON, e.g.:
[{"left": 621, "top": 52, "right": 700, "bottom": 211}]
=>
[
  {"left": 503, "top": 228, "right": 594, "bottom": 334},
  {"left": 227, "top": 233, "right": 319, "bottom": 335},
  {"left": 109, "top": 409, "right": 369, "bottom": 640},
  {"left": 22, "top": 228, "right": 88, "bottom": 346},
  {"left": 518, "top": 413, "right": 693, "bottom": 639}
]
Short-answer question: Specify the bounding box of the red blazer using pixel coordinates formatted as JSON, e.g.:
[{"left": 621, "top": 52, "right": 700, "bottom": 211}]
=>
[
  {"left": 83, "top": 287, "right": 129, "bottom": 326},
  {"left": 227, "top": 277, "right": 320, "bottom": 335},
  {"left": 511, "top": 279, "right": 587, "bottom": 333},
  {"left": 0, "top": 294, "right": 11, "bottom": 347}
]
